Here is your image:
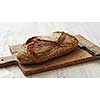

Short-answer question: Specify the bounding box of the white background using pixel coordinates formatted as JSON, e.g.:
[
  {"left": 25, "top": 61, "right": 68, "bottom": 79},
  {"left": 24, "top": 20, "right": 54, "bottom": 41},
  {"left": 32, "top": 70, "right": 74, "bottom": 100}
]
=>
[
  {"left": 0, "top": 0, "right": 99, "bottom": 22},
  {"left": 0, "top": 0, "right": 100, "bottom": 100}
]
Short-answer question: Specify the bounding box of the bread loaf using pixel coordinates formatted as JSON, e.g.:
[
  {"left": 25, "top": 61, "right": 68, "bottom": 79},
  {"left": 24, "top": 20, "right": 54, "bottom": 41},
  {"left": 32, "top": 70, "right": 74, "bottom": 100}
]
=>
[{"left": 17, "top": 32, "right": 78, "bottom": 64}]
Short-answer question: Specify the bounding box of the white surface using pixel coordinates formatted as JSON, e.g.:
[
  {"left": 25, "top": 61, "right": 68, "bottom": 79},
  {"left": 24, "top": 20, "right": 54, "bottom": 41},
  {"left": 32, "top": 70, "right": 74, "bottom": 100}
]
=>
[{"left": 0, "top": 22, "right": 100, "bottom": 78}]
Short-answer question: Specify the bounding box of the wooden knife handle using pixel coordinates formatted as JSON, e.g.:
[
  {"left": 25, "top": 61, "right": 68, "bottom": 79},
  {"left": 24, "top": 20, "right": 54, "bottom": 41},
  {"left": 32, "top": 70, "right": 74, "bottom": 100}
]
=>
[{"left": 0, "top": 56, "right": 18, "bottom": 68}]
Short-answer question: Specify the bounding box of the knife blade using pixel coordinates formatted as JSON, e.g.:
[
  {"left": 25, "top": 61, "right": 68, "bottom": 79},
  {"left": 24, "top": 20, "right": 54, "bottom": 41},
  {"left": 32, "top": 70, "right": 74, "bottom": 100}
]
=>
[{"left": 78, "top": 42, "right": 100, "bottom": 58}]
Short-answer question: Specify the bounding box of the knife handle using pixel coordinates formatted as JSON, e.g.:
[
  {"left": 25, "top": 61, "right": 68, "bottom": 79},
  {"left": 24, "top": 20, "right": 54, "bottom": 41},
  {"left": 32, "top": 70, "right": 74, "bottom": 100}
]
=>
[
  {"left": 86, "top": 46, "right": 100, "bottom": 58},
  {"left": 78, "top": 42, "right": 100, "bottom": 58},
  {"left": 0, "top": 56, "right": 18, "bottom": 68}
]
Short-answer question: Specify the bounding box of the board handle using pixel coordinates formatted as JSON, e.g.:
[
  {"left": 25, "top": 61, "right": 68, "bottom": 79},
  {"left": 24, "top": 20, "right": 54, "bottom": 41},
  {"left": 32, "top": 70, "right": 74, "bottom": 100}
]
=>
[{"left": 0, "top": 56, "right": 18, "bottom": 68}]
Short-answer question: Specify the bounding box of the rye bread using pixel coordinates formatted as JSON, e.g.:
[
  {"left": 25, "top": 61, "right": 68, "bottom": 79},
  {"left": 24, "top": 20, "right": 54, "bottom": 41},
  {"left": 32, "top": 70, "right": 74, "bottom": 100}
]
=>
[{"left": 17, "top": 32, "right": 78, "bottom": 64}]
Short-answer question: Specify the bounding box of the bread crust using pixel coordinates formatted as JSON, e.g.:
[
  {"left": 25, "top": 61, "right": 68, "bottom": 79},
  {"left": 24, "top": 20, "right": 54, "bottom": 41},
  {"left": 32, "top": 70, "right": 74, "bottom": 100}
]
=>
[{"left": 17, "top": 32, "right": 78, "bottom": 64}]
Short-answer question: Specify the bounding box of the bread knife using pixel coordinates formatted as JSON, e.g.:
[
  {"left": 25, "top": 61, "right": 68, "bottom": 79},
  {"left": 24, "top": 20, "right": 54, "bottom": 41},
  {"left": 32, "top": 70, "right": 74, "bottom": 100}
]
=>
[{"left": 78, "top": 42, "right": 100, "bottom": 58}]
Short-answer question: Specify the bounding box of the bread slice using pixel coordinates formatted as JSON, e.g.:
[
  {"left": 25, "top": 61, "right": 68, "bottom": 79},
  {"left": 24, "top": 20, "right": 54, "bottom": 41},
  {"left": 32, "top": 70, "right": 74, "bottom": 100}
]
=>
[{"left": 17, "top": 31, "right": 78, "bottom": 64}]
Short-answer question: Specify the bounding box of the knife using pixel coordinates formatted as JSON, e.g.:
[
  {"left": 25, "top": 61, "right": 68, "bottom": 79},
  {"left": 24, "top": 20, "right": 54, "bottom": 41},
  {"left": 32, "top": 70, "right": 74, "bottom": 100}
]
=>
[{"left": 78, "top": 42, "right": 100, "bottom": 58}]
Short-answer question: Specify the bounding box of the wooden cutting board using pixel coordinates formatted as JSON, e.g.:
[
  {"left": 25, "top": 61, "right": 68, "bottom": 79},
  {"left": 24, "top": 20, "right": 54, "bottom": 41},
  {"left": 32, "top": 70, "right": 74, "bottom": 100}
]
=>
[{"left": 0, "top": 35, "right": 100, "bottom": 76}]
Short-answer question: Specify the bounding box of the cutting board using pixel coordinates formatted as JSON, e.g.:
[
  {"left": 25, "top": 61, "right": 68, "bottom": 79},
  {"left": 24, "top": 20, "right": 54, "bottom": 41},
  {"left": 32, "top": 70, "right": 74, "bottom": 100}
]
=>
[{"left": 0, "top": 35, "right": 100, "bottom": 76}]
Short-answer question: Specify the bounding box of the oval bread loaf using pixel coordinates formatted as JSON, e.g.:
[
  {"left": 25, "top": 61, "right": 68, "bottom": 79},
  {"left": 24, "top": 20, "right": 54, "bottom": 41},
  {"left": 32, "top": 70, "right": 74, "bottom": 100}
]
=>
[{"left": 17, "top": 32, "right": 78, "bottom": 64}]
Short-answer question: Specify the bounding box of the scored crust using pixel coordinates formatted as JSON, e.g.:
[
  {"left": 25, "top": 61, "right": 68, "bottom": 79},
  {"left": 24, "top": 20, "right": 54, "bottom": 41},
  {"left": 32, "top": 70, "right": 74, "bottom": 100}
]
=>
[{"left": 17, "top": 31, "right": 78, "bottom": 64}]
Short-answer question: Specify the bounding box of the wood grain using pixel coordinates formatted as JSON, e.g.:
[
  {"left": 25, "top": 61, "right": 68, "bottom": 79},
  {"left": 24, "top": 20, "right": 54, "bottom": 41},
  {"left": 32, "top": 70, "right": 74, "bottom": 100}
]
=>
[
  {"left": 0, "top": 56, "right": 17, "bottom": 68},
  {"left": 8, "top": 35, "right": 100, "bottom": 76}
]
